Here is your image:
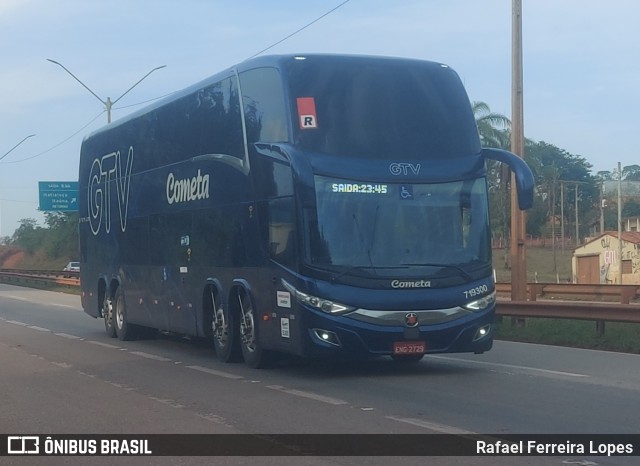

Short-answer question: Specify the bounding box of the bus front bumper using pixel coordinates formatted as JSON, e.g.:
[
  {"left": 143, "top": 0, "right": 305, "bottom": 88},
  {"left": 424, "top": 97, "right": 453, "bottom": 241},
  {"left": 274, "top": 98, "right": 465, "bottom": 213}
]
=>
[{"left": 301, "top": 305, "right": 495, "bottom": 358}]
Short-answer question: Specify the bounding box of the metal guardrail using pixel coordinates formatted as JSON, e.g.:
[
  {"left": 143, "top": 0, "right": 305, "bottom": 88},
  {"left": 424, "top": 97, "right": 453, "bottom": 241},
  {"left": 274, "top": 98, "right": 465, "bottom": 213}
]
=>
[
  {"left": 496, "top": 299, "right": 640, "bottom": 324},
  {"left": 495, "top": 282, "right": 640, "bottom": 304},
  {"left": 1, "top": 271, "right": 638, "bottom": 333},
  {"left": 0, "top": 269, "right": 80, "bottom": 288},
  {"left": 495, "top": 282, "right": 640, "bottom": 336}
]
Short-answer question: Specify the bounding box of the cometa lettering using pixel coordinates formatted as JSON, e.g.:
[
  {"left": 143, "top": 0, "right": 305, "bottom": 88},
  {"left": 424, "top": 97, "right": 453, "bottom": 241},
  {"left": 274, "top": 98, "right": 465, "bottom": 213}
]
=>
[
  {"left": 166, "top": 170, "right": 210, "bottom": 204},
  {"left": 391, "top": 279, "right": 431, "bottom": 289}
]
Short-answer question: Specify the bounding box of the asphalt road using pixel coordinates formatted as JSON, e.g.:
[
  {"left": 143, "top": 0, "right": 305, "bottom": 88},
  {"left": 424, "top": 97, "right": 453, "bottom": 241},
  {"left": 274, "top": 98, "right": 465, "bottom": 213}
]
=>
[{"left": 1, "top": 283, "right": 639, "bottom": 466}]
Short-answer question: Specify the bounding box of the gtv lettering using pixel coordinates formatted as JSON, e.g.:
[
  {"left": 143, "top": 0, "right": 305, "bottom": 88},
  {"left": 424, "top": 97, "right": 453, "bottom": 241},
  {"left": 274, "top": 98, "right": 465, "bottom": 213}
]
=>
[
  {"left": 389, "top": 162, "right": 421, "bottom": 176},
  {"left": 88, "top": 146, "right": 134, "bottom": 235}
]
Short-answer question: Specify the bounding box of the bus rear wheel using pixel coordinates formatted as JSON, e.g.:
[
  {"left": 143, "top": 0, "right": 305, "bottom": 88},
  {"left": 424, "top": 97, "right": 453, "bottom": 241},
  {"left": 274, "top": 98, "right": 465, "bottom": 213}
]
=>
[
  {"left": 238, "top": 289, "right": 273, "bottom": 369},
  {"left": 103, "top": 294, "right": 117, "bottom": 338},
  {"left": 211, "top": 289, "right": 241, "bottom": 362}
]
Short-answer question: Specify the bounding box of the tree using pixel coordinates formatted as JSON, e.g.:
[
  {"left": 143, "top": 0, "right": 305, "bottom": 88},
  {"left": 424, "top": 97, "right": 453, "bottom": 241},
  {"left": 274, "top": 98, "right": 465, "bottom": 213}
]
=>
[
  {"left": 622, "top": 164, "right": 640, "bottom": 181},
  {"left": 9, "top": 212, "right": 79, "bottom": 263},
  {"left": 473, "top": 102, "right": 510, "bottom": 255},
  {"left": 525, "top": 141, "right": 598, "bottom": 243},
  {"left": 12, "top": 218, "right": 41, "bottom": 255},
  {"left": 623, "top": 199, "right": 640, "bottom": 218},
  {"left": 43, "top": 212, "right": 79, "bottom": 259},
  {"left": 472, "top": 101, "right": 510, "bottom": 149}
]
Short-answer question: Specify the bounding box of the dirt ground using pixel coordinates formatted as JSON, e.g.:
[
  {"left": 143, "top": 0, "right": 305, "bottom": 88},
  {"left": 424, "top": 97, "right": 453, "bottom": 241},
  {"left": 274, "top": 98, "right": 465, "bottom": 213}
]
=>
[{"left": 0, "top": 248, "right": 24, "bottom": 269}]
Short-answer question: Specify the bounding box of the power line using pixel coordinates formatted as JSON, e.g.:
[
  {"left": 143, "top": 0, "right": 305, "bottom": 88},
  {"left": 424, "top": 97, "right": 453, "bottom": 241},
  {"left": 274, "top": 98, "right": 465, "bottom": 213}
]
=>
[
  {"left": 248, "top": 0, "right": 352, "bottom": 59},
  {"left": 4, "top": 1, "right": 351, "bottom": 166},
  {"left": 114, "top": 91, "right": 175, "bottom": 110},
  {"left": 0, "top": 111, "right": 105, "bottom": 164}
]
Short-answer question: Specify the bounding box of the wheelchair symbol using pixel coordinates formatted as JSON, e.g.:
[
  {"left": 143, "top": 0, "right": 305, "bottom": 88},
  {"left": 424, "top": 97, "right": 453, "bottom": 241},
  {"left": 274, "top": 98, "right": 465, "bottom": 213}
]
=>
[{"left": 400, "top": 185, "right": 413, "bottom": 200}]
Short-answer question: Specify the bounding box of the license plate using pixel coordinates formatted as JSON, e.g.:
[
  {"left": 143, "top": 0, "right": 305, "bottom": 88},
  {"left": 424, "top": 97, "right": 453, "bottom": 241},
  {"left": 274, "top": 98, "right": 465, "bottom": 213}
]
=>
[{"left": 393, "top": 341, "right": 426, "bottom": 355}]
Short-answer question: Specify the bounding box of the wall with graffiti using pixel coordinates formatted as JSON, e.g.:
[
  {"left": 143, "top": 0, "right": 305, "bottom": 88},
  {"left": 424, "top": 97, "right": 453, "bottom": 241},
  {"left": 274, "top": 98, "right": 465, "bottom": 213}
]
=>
[{"left": 573, "top": 233, "right": 640, "bottom": 284}]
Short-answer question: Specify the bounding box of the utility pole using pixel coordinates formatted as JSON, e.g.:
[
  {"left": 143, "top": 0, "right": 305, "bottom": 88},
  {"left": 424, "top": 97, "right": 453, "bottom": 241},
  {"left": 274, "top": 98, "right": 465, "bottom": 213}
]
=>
[
  {"left": 560, "top": 182, "right": 565, "bottom": 253},
  {"left": 600, "top": 180, "right": 605, "bottom": 234},
  {"left": 618, "top": 161, "right": 623, "bottom": 284},
  {"left": 575, "top": 183, "right": 579, "bottom": 247},
  {"left": 510, "top": 0, "right": 527, "bottom": 301},
  {"left": 47, "top": 59, "right": 166, "bottom": 123}
]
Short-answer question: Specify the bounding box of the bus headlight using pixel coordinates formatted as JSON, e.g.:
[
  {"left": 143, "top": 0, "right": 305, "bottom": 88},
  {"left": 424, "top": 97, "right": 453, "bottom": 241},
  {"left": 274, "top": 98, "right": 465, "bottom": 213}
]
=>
[
  {"left": 282, "top": 280, "right": 355, "bottom": 315},
  {"left": 464, "top": 291, "right": 496, "bottom": 312}
]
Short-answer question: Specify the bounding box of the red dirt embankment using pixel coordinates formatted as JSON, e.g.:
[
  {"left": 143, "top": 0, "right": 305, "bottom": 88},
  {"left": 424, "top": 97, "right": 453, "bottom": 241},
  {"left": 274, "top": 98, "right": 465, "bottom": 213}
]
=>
[{"left": 0, "top": 248, "right": 24, "bottom": 269}]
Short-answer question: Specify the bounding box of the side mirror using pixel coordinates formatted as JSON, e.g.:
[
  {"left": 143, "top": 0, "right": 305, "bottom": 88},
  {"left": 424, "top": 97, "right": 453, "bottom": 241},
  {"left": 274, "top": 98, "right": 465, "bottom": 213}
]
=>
[{"left": 481, "top": 148, "right": 534, "bottom": 210}]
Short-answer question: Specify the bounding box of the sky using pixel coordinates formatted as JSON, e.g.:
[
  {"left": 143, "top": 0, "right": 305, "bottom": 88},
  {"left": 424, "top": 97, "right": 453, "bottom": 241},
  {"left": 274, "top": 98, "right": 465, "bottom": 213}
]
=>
[{"left": 0, "top": 0, "right": 639, "bottom": 238}]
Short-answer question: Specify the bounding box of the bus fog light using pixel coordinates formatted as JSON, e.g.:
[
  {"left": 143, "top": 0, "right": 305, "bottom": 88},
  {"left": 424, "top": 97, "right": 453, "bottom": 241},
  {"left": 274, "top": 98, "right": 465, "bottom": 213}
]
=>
[
  {"left": 313, "top": 328, "right": 341, "bottom": 347},
  {"left": 473, "top": 324, "right": 491, "bottom": 342}
]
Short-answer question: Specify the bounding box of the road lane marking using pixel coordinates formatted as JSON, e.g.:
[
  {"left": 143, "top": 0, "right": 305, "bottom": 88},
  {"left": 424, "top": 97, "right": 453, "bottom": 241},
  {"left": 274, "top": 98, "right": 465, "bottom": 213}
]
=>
[
  {"left": 429, "top": 355, "right": 589, "bottom": 378},
  {"left": 266, "top": 384, "right": 349, "bottom": 406},
  {"left": 50, "top": 303, "right": 80, "bottom": 310},
  {"left": 130, "top": 351, "right": 173, "bottom": 362},
  {"left": 4, "top": 295, "right": 29, "bottom": 301},
  {"left": 51, "top": 361, "right": 73, "bottom": 369},
  {"left": 27, "top": 325, "right": 50, "bottom": 332},
  {"left": 386, "top": 415, "right": 477, "bottom": 435},
  {"left": 6, "top": 320, "right": 29, "bottom": 326},
  {"left": 55, "top": 333, "right": 84, "bottom": 340},
  {"left": 85, "top": 340, "right": 122, "bottom": 349},
  {"left": 186, "top": 365, "right": 244, "bottom": 380}
]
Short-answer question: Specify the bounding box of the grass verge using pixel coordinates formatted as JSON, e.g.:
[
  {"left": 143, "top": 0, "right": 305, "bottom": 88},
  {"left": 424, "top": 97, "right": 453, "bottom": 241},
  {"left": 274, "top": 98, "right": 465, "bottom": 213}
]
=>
[{"left": 495, "top": 317, "right": 640, "bottom": 354}]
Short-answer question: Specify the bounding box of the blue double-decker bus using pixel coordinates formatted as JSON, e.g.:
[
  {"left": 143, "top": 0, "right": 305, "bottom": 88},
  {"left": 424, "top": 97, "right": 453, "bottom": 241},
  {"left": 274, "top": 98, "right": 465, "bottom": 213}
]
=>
[{"left": 79, "top": 54, "right": 533, "bottom": 368}]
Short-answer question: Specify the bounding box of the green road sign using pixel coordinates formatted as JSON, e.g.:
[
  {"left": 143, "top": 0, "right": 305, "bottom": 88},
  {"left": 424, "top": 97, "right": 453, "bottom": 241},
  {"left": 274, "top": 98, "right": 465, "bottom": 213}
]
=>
[{"left": 38, "top": 181, "right": 79, "bottom": 212}]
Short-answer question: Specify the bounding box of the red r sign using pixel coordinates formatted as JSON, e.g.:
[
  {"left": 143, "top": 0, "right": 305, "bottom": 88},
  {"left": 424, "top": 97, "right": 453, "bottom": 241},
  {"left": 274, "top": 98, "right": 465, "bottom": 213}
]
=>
[{"left": 297, "top": 97, "right": 318, "bottom": 129}]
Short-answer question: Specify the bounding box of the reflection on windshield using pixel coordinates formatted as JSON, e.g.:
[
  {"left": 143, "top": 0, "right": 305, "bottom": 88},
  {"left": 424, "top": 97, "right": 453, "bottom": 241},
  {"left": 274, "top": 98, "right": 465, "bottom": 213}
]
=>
[{"left": 306, "top": 176, "right": 490, "bottom": 278}]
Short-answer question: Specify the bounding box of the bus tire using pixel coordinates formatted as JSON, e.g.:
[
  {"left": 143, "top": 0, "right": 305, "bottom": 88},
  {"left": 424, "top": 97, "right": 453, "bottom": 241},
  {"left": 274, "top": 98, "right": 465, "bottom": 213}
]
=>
[
  {"left": 114, "top": 287, "right": 138, "bottom": 341},
  {"left": 211, "top": 290, "right": 241, "bottom": 363},
  {"left": 103, "top": 294, "right": 117, "bottom": 338},
  {"left": 238, "top": 289, "right": 273, "bottom": 369}
]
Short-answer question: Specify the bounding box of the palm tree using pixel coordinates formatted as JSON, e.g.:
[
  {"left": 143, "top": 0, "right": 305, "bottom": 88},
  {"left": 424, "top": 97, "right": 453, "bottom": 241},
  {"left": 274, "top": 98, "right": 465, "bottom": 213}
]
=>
[
  {"left": 472, "top": 101, "right": 511, "bottom": 149},
  {"left": 473, "top": 101, "right": 511, "bottom": 267}
]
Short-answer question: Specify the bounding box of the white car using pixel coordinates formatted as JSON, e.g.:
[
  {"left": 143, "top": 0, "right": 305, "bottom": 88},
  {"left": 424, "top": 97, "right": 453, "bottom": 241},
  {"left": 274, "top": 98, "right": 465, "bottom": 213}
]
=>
[{"left": 63, "top": 261, "right": 80, "bottom": 272}]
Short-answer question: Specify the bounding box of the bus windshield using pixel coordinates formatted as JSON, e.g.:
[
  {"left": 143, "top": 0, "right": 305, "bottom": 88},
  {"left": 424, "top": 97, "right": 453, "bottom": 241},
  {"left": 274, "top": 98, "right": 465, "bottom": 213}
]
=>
[
  {"left": 286, "top": 56, "right": 480, "bottom": 159},
  {"left": 306, "top": 176, "right": 491, "bottom": 278}
]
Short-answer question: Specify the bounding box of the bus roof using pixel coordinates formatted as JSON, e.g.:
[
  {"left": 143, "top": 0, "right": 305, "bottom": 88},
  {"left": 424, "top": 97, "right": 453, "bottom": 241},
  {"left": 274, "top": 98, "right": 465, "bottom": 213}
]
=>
[{"left": 82, "top": 54, "right": 452, "bottom": 142}]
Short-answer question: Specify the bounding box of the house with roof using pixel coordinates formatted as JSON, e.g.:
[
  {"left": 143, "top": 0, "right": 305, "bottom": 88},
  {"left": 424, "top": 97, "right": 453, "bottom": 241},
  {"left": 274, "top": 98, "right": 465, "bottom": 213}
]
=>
[{"left": 572, "top": 231, "right": 640, "bottom": 284}]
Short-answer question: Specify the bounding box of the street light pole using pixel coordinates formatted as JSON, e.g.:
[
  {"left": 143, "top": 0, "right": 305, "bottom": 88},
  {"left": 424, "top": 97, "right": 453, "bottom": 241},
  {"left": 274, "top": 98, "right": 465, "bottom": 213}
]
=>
[
  {"left": 0, "top": 134, "right": 36, "bottom": 162},
  {"left": 47, "top": 59, "right": 166, "bottom": 123}
]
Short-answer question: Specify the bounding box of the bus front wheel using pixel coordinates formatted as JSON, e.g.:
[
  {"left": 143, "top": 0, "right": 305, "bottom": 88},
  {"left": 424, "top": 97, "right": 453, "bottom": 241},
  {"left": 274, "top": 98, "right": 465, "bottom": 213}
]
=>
[{"left": 114, "top": 288, "right": 138, "bottom": 341}]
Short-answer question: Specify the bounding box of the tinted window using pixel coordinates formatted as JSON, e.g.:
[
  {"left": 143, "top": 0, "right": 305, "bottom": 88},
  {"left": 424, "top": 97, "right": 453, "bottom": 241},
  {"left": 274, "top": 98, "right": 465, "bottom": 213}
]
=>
[
  {"left": 146, "top": 76, "right": 245, "bottom": 167},
  {"left": 286, "top": 57, "right": 480, "bottom": 159},
  {"left": 239, "top": 67, "right": 289, "bottom": 143}
]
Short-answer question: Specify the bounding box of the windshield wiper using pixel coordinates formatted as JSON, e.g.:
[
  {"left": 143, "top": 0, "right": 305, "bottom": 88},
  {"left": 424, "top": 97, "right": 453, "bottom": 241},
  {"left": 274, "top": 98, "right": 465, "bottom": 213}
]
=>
[
  {"left": 401, "top": 262, "right": 473, "bottom": 280},
  {"left": 329, "top": 265, "right": 408, "bottom": 282}
]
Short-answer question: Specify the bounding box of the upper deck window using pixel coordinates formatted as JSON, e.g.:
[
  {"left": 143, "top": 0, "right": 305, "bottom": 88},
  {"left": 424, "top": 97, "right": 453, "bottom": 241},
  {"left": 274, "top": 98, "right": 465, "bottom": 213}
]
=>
[
  {"left": 239, "top": 67, "right": 289, "bottom": 144},
  {"left": 286, "top": 57, "right": 480, "bottom": 160}
]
